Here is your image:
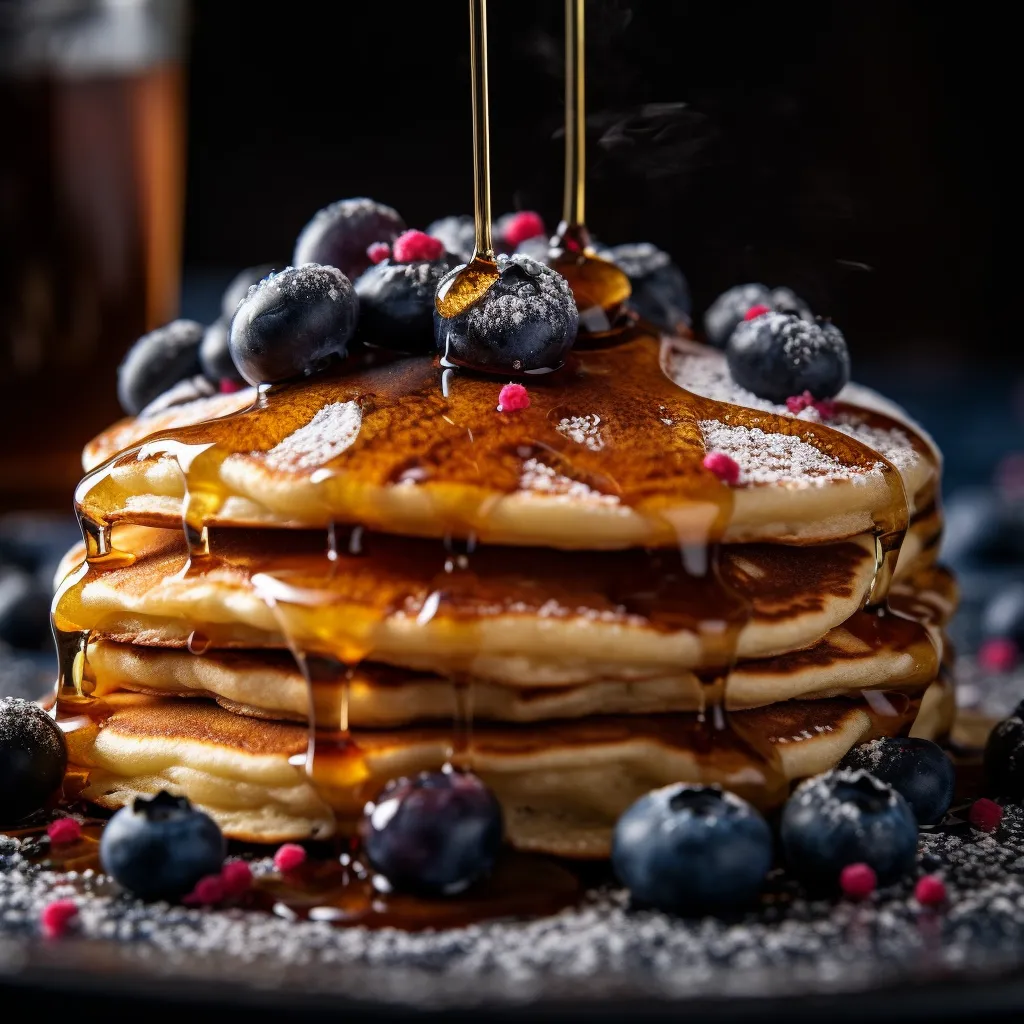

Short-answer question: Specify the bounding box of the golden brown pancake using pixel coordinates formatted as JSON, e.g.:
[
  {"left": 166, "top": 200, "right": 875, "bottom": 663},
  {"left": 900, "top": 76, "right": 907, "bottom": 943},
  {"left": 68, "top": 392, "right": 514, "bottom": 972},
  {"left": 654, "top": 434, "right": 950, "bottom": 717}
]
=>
[
  {"left": 64, "top": 685, "right": 952, "bottom": 855},
  {"left": 76, "top": 332, "right": 935, "bottom": 550},
  {"left": 56, "top": 524, "right": 896, "bottom": 674}
]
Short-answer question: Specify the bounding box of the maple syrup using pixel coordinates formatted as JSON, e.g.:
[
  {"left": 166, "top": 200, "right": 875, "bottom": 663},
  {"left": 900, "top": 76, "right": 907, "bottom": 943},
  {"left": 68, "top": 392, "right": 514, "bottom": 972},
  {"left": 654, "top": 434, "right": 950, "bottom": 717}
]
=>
[
  {"left": 547, "top": 0, "right": 632, "bottom": 338},
  {"left": 434, "top": 0, "right": 500, "bottom": 324}
]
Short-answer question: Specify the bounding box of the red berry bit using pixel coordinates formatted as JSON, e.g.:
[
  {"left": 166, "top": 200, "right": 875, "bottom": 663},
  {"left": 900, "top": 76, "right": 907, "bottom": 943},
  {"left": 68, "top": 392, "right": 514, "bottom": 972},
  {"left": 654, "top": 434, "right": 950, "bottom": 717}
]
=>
[
  {"left": 392, "top": 230, "right": 445, "bottom": 263},
  {"left": 969, "top": 797, "right": 1004, "bottom": 833},
  {"left": 182, "top": 874, "right": 226, "bottom": 907},
  {"left": 221, "top": 860, "right": 254, "bottom": 899},
  {"left": 366, "top": 241, "right": 391, "bottom": 265},
  {"left": 503, "top": 211, "right": 546, "bottom": 249},
  {"left": 915, "top": 874, "right": 947, "bottom": 907},
  {"left": 274, "top": 843, "right": 307, "bottom": 873},
  {"left": 47, "top": 818, "right": 82, "bottom": 845},
  {"left": 703, "top": 451, "right": 741, "bottom": 485},
  {"left": 743, "top": 303, "right": 772, "bottom": 321},
  {"left": 40, "top": 899, "right": 78, "bottom": 939},
  {"left": 219, "top": 379, "right": 244, "bottom": 394},
  {"left": 840, "top": 862, "right": 877, "bottom": 900},
  {"left": 785, "top": 390, "right": 837, "bottom": 420},
  {"left": 979, "top": 637, "right": 1020, "bottom": 674},
  {"left": 497, "top": 382, "right": 530, "bottom": 412}
]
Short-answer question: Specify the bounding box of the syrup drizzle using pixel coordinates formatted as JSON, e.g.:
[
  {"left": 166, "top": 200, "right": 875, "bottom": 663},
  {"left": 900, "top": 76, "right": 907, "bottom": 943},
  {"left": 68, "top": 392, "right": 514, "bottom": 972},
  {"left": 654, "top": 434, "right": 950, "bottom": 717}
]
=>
[{"left": 434, "top": 0, "right": 500, "bottom": 323}]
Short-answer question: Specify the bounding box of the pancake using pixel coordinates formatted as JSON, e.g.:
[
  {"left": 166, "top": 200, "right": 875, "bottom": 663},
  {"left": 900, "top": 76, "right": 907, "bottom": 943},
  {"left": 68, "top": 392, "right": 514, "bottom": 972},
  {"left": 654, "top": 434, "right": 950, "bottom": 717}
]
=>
[
  {"left": 76, "top": 332, "right": 936, "bottom": 550},
  {"left": 57, "top": 524, "right": 896, "bottom": 675},
  {"left": 64, "top": 685, "right": 952, "bottom": 855},
  {"left": 85, "top": 600, "right": 944, "bottom": 724}
]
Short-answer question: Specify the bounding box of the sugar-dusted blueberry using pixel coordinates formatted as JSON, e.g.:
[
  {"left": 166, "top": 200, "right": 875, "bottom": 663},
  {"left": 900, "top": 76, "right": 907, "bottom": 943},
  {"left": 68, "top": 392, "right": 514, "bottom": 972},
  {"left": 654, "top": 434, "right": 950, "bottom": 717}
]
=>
[
  {"left": 229, "top": 265, "right": 358, "bottom": 386},
  {"left": 99, "top": 790, "right": 225, "bottom": 901},
  {"left": 984, "top": 699, "right": 1024, "bottom": 799},
  {"left": 0, "top": 697, "right": 67, "bottom": 823},
  {"left": 220, "top": 264, "right": 277, "bottom": 319},
  {"left": 0, "top": 566, "right": 51, "bottom": 650},
  {"left": 360, "top": 769, "right": 503, "bottom": 896},
  {"left": 356, "top": 258, "right": 453, "bottom": 353},
  {"left": 703, "top": 283, "right": 813, "bottom": 348},
  {"left": 607, "top": 242, "right": 692, "bottom": 333},
  {"left": 426, "top": 214, "right": 476, "bottom": 264},
  {"left": 726, "top": 312, "right": 850, "bottom": 403},
  {"left": 294, "top": 198, "right": 405, "bottom": 281},
  {"left": 198, "top": 317, "right": 243, "bottom": 384},
  {"left": 781, "top": 769, "right": 918, "bottom": 889},
  {"left": 434, "top": 254, "right": 578, "bottom": 374},
  {"left": 839, "top": 737, "right": 955, "bottom": 826},
  {"left": 612, "top": 784, "right": 772, "bottom": 913},
  {"left": 116, "top": 319, "right": 204, "bottom": 416}
]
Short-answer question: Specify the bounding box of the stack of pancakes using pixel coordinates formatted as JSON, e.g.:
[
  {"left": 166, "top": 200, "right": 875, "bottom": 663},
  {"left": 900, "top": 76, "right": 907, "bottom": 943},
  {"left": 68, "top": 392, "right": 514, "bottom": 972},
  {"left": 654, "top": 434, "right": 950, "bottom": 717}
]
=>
[{"left": 54, "top": 331, "right": 956, "bottom": 856}]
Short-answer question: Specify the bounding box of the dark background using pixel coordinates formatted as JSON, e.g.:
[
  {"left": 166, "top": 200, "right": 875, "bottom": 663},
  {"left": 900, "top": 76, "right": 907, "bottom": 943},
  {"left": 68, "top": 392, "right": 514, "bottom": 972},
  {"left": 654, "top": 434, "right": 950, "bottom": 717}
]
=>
[{"left": 182, "top": 1, "right": 999, "bottom": 375}]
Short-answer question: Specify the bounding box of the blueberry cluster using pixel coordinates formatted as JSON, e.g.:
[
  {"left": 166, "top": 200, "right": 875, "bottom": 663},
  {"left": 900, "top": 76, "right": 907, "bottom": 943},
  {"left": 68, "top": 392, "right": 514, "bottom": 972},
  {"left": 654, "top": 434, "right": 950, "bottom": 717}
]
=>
[{"left": 612, "top": 737, "right": 958, "bottom": 914}]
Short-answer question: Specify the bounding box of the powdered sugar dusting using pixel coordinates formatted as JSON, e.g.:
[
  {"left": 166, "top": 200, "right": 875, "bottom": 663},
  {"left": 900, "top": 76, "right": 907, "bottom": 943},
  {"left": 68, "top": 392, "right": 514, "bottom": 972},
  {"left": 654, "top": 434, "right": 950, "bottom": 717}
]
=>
[
  {"left": 262, "top": 401, "right": 363, "bottom": 472},
  {"left": 519, "top": 457, "right": 620, "bottom": 505},
  {"left": 699, "top": 420, "right": 877, "bottom": 487},
  {"left": 556, "top": 414, "right": 605, "bottom": 452},
  {"left": 665, "top": 342, "right": 921, "bottom": 474}
]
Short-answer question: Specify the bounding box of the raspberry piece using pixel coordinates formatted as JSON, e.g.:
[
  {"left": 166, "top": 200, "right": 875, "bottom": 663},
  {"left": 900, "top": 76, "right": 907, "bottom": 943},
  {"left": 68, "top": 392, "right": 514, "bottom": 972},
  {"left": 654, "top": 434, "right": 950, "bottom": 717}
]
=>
[
  {"left": 47, "top": 818, "right": 82, "bottom": 845},
  {"left": 703, "top": 451, "right": 740, "bottom": 485},
  {"left": 839, "top": 862, "right": 876, "bottom": 899},
  {"left": 219, "top": 379, "right": 245, "bottom": 394},
  {"left": 497, "top": 382, "right": 530, "bottom": 412},
  {"left": 392, "top": 230, "right": 445, "bottom": 263},
  {"left": 813, "top": 397, "right": 837, "bottom": 420},
  {"left": 743, "top": 304, "right": 772, "bottom": 321},
  {"left": 786, "top": 391, "right": 813, "bottom": 414},
  {"left": 367, "top": 242, "right": 391, "bottom": 265},
  {"left": 914, "top": 874, "right": 947, "bottom": 906},
  {"left": 221, "top": 860, "right": 254, "bottom": 898},
  {"left": 503, "top": 211, "right": 546, "bottom": 249},
  {"left": 40, "top": 899, "right": 78, "bottom": 938},
  {"left": 182, "top": 874, "right": 226, "bottom": 906},
  {"left": 979, "top": 637, "right": 1020, "bottom": 673},
  {"left": 274, "top": 843, "right": 307, "bottom": 873},
  {"left": 969, "top": 797, "right": 1003, "bottom": 832}
]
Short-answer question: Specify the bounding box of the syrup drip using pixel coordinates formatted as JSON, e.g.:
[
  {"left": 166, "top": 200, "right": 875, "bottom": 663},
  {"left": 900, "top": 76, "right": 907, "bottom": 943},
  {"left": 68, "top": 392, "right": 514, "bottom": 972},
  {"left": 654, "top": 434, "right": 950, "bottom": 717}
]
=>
[
  {"left": 434, "top": 0, "right": 500, "bottom": 322},
  {"left": 548, "top": 0, "right": 632, "bottom": 337}
]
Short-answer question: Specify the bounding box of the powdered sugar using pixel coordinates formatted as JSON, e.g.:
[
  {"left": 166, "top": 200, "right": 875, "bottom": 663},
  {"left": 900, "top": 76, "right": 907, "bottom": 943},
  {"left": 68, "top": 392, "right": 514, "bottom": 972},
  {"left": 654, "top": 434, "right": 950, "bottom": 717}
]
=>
[
  {"left": 666, "top": 342, "right": 921, "bottom": 475},
  {"left": 556, "top": 414, "right": 605, "bottom": 452},
  {"left": 519, "top": 458, "right": 619, "bottom": 505},
  {"left": 698, "top": 420, "right": 877, "bottom": 487},
  {"left": 261, "top": 401, "right": 363, "bottom": 472}
]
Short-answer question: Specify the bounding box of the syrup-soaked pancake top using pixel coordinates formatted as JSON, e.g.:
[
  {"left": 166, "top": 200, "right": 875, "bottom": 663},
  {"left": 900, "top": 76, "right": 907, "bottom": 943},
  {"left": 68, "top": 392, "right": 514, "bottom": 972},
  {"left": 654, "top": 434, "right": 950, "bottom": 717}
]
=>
[{"left": 77, "top": 329, "right": 938, "bottom": 549}]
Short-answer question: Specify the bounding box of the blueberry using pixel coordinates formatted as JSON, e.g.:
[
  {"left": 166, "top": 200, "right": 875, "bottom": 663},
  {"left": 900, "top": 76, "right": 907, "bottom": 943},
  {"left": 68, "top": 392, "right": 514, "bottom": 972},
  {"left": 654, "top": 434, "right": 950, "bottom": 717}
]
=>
[
  {"left": 839, "top": 737, "right": 955, "bottom": 826},
  {"left": 426, "top": 215, "right": 476, "bottom": 264},
  {"left": 0, "top": 697, "right": 66, "bottom": 823},
  {"left": 984, "top": 700, "right": 1024, "bottom": 799},
  {"left": 100, "top": 790, "right": 225, "bottom": 901},
  {"left": 360, "top": 769, "right": 503, "bottom": 895},
  {"left": 983, "top": 582, "right": 1024, "bottom": 645},
  {"left": 198, "top": 317, "right": 243, "bottom": 384},
  {"left": 434, "top": 254, "right": 579, "bottom": 374},
  {"left": 703, "top": 283, "right": 813, "bottom": 348},
  {"left": 0, "top": 566, "right": 52, "bottom": 650},
  {"left": 229, "top": 265, "right": 359, "bottom": 386},
  {"left": 294, "top": 198, "right": 405, "bottom": 281},
  {"left": 726, "top": 312, "right": 850, "bottom": 403},
  {"left": 607, "top": 242, "right": 692, "bottom": 333},
  {"left": 116, "top": 319, "right": 204, "bottom": 416},
  {"left": 611, "top": 784, "right": 773, "bottom": 913},
  {"left": 220, "top": 264, "right": 277, "bottom": 320},
  {"left": 781, "top": 769, "right": 918, "bottom": 889},
  {"left": 355, "top": 258, "right": 453, "bottom": 352}
]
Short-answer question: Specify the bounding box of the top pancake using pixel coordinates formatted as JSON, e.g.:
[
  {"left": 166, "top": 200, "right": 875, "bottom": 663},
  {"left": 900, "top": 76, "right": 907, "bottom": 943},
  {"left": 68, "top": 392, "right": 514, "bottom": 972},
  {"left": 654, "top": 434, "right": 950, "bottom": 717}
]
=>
[{"left": 77, "top": 330, "right": 939, "bottom": 550}]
